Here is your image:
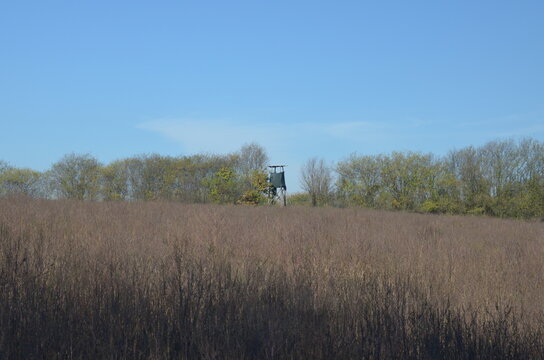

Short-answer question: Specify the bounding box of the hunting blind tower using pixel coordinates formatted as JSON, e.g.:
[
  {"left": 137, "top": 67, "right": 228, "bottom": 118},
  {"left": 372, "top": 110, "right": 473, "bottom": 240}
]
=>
[{"left": 268, "top": 165, "right": 287, "bottom": 206}]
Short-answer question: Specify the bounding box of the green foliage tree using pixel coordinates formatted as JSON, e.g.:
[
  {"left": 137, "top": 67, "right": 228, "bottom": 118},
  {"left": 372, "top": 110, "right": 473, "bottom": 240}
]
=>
[
  {"left": 336, "top": 154, "right": 384, "bottom": 207},
  {"left": 0, "top": 168, "right": 42, "bottom": 197},
  {"left": 189, "top": 154, "right": 240, "bottom": 203},
  {"left": 445, "top": 146, "right": 489, "bottom": 211},
  {"left": 2, "top": 139, "right": 542, "bottom": 218},
  {"left": 287, "top": 192, "right": 311, "bottom": 206},
  {"left": 429, "top": 171, "right": 463, "bottom": 214},
  {"left": 238, "top": 170, "right": 269, "bottom": 205},
  {"left": 138, "top": 155, "right": 179, "bottom": 201},
  {"left": 50, "top": 153, "right": 102, "bottom": 200},
  {"left": 100, "top": 160, "right": 130, "bottom": 201},
  {"left": 205, "top": 167, "right": 239, "bottom": 204}
]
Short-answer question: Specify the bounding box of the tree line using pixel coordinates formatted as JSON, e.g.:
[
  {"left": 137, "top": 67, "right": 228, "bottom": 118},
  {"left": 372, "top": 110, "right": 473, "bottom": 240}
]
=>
[
  {"left": 0, "top": 143, "right": 270, "bottom": 205},
  {"left": 1, "top": 137, "right": 543, "bottom": 218},
  {"left": 300, "top": 137, "right": 544, "bottom": 218}
]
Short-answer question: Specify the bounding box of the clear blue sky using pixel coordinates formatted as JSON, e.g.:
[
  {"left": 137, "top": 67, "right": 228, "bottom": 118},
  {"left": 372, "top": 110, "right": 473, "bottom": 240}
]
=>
[{"left": 1, "top": 0, "right": 543, "bottom": 192}]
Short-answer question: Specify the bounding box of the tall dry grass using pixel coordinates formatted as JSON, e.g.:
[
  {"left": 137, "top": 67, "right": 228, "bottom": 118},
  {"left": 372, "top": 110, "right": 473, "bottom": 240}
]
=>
[{"left": 1, "top": 197, "right": 543, "bottom": 358}]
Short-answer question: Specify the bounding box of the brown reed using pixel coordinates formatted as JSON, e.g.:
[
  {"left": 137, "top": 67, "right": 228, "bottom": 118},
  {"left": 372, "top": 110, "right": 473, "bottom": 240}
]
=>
[{"left": 1, "top": 197, "right": 543, "bottom": 358}]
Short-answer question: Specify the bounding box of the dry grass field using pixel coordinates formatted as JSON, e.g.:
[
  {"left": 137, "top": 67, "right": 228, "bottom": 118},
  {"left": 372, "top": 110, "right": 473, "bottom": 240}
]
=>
[{"left": 1, "top": 197, "right": 543, "bottom": 359}]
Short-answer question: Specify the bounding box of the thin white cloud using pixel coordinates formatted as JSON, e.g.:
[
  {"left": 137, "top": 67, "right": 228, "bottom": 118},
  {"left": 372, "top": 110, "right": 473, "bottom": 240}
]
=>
[
  {"left": 137, "top": 119, "right": 390, "bottom": 156},
  {"left": 137, "top": 118, "right": 449, "bottom": 163},
  {"left": 138, "top": 119, "right": 272, "bottom": 154}
]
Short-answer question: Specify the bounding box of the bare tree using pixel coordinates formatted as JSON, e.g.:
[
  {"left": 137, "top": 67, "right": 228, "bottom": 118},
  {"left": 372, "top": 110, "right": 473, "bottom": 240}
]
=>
[
  {"left": 0, "top": 160, "right": 10, "bottom": 174},
  {"left": 300, "top": 157, "right": 333, "bottom": 206},
  {"left": 237, "top": 143, "right": 269, "bottom": 177}
]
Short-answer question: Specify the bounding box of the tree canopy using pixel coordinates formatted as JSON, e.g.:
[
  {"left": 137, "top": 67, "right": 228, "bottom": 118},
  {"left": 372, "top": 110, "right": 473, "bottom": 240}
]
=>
[{"left": 1, "top": 138, "right": 543, "bottom": 218}]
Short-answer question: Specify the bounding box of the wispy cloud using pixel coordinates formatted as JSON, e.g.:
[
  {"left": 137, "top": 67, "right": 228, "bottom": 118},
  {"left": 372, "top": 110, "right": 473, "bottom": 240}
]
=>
[
  {"left": 137, "top": 118, "right": 415, "bottom": 152},
  {"left": 137, "top": 119, "right": 391, "bottom": 158},
  {"left": 138, "top": 119, "right": 273, "bottom": 155}
]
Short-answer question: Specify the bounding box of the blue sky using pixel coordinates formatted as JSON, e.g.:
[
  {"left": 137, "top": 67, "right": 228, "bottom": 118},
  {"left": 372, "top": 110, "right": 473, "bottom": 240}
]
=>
[{"left": 1, "top": 0, "right": 543, "bottom": 192}]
